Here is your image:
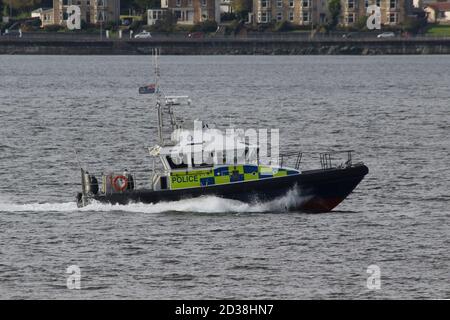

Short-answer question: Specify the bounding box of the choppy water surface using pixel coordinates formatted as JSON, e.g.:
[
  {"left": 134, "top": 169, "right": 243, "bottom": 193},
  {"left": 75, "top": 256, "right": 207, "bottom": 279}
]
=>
[{"left": 0, "top": 55, "right": 448, "bottom": 299}]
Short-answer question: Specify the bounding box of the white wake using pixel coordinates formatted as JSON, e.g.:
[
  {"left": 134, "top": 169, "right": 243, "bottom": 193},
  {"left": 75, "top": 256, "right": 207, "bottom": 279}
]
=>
[{"left": 0, "top": 187, "right": 310, "bottom": 214}]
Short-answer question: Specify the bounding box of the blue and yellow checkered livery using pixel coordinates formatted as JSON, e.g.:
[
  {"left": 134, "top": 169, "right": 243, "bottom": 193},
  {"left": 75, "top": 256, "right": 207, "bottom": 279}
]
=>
[{"left": 169, "top": 165, "right": 299, "bottom": 190}]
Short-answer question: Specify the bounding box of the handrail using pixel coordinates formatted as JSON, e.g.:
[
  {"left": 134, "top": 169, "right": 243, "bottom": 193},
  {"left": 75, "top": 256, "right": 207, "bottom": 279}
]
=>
[
  {"left": 279, "top": 151, "right": 303, "bottom": 170},
  {"left": 319, "top": 150, "right": 354, "bottom": 169},
  {"left": 278, "top": 149, "right": 356, "bottom": 170}
]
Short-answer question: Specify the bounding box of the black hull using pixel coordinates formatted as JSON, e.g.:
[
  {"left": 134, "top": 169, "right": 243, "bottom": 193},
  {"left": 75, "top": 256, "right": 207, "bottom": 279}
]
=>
[{"left": 83, "top": 164, "right": 368, "bottom": 213}]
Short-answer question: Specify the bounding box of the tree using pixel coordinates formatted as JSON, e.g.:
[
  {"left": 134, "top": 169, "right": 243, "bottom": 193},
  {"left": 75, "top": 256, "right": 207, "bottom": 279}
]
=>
[
  {"left": 133, "top": 0, "right": 160, "bottom": 11},
  {"left": 10, "top": 0, "right": 41, "bottom": 11},
  {"left": 355, "top": 16, "right": 368, "bottom": 31},
  {"left": 153, "top": 10, "right": 177, "bottom": 33},
  {"left": 327, "top": 0, "right": 341, "bottom": 29},
  {"left": 274, "top": 21, "right": 294, "bottom": 32},
  {"left": 231, "top": 0, "right": 252, "bottom": 20},
  {"left": 199, "top": 20, "right": 218, "bottom": 33},
  {"left": 402, "top": 17, "right": 427, "bottom": 34},
  {"left": 41, "top": 0, "right": 53, "bottom": 7}
]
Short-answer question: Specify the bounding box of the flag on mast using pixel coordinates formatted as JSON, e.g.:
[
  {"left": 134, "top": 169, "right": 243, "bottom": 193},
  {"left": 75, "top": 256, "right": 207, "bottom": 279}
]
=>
[{"left": 139, "top": 84, "right": 156, "bottom": 94}]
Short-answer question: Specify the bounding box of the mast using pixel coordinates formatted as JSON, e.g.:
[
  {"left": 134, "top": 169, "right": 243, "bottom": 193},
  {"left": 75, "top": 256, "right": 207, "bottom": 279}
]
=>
[
  {"left": 153, "top": 48, "right": 164, "bottom": 146},
  {"left": 151, "top": 48, "right": 189, "bottom": 147}
]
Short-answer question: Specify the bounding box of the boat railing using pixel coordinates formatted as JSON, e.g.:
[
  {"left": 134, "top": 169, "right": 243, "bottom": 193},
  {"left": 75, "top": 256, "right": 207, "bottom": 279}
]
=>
[
  {"left": 277, "top": 150, "right": 356, "bottom": 171},
  {"left": 278, "top": 151, "right": 303, "bottom": 170},
  {"left": 81, "top": 170, "right": 151, "bottom": 195},
  {"left": 319, "top": 150, "right": 354, "bottom": 170}
]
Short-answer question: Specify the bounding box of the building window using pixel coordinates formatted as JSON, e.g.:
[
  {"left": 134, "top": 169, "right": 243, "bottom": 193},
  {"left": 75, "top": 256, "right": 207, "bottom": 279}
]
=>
[
  {"left": 365, "top": 0, "right": 369, "bottom": 7},
  {"left": 97, "top": 11, "right": 104, "bottom": 21},
  {"left": 390, "top": 0, "right": 396, "bottom": 9},
  {"left": 302, "top": 11, "right": 309, "bottom": 22},
  {"left": 289, "top": 11, "right": 294, "bottom": 21},
  {"left": 346, "top": 13, "right": 354, "bottom": 23},
  {"left": 261, "top": 0, "right": 268, "bottom": 8},
  {"left": 276, "top": 11, "right": 283, "bottom": 21},
  {"left": 320, "top": 13, "right": 326, "bottom": 23},
  {"left": 201, "top": 0, "right": 207, "bottom": 6},
  {"left": 277, "top": 0, "right": 282, "bottom": 8},
  {"left": 302, "top": 0, "right": 310, "bottom": 7},
  {"left": 289, "top": 0, "right": 294, "bottom": 7},
  {"left": 261, "top": 12, "right": 268, "bottom": 23},
  {"left": 376, "top": 0, "right": 381, "bottom": 6},
  {"left": 389, "top": 12, "right": 397, "bottom": 23},
  {"left": 348, "top": 0, "right": 354, "bottom": 9},
  {"left": 188, "top": 0, "right": 192, "bottom": 6},
  {"left": 176, "top": 0, "right": 181, "bottom": 7}
]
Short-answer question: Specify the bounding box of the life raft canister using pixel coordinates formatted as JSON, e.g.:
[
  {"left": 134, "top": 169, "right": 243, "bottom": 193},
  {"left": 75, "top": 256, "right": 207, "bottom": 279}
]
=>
[{"left": 113, "top": 175, "right": 128, "bottom": 192}]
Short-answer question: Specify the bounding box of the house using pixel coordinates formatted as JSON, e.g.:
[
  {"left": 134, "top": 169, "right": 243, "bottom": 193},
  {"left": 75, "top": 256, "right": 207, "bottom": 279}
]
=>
[
  {"left": 340, "top": 0, "right": 412, "bottom": 27},
  {"left": 413, "top": 0, "right": 449, "bottom": 8},
  {"left": 220, "top": 0, "right": 233, "bottom": 13},
  {"left": 31, "top": 8, "right": 54, "bottom": 27},
  {"left": 161, "top": 0, "right": 221, "bottom": 25},
  {"left": 252, "top": 0, "right": 413, "bottom": 27},
  {"left": 148, "top": 9, "right": 165, "bottom": 25},
  {"left": 424, "top": 2, "right": 450, "bottom": 23},
  {"left": 52, "top": 0, "right": 120, "bottom": 26},
  {"left": 253, "top": 0, "right": 329, "bottom": 26}
]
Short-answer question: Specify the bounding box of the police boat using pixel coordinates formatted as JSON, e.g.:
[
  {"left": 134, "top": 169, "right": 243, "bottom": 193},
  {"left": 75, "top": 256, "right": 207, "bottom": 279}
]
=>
[{"left": 76, "top": 55, "right": 368, "bottom": 212}]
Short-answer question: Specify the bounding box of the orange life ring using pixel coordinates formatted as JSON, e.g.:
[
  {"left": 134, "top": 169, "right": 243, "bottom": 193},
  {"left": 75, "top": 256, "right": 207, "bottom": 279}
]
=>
[{"left": 113, "top": 175, "right": 128, "bottom": 192}]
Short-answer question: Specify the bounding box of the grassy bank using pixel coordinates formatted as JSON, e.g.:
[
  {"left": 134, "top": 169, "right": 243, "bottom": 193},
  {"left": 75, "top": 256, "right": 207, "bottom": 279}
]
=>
[{"left": 426, "top": 25, "right": 450, "bottom": 37}]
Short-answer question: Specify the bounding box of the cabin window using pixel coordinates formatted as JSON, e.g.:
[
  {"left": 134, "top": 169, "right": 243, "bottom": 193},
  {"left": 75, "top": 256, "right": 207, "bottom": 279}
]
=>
[
  {"left": 191, "top": 157, "right": 213, "bottom": 168},
  {"left": 166, "top": 156, "right": 188, "bottom": 169},
  {"left": 160, "top": 176, "right": 168, "bottom": 190}
]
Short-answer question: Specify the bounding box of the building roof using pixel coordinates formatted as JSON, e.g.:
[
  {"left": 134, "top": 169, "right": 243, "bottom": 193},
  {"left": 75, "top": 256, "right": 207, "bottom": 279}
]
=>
[
  {"left": 427, "top": 2, "right": 450, "bottom": 11},
  {"left": 32, "top": 8, "right": 52, "bottom": 14}
]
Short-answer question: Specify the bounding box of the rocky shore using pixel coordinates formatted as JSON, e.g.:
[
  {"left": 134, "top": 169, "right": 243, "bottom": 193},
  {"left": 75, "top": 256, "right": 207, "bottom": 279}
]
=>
[{"left": 1, "top": 37, "right": 450, "bottom": 55}]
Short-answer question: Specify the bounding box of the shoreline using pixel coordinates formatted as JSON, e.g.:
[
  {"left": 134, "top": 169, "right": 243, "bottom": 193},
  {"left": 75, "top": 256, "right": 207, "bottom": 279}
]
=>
[{"left": 2, "top": 38, "right": 450, "bottom": 55}]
